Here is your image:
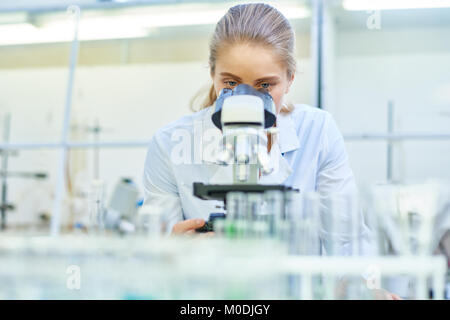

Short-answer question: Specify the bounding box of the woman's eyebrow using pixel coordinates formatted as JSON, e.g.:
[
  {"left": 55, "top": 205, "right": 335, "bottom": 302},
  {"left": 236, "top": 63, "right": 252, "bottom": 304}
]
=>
[
  {"left": 219, "top": 72, "right": 242, "bottom": 80},
  {"left": 254, "top": 76, "right": 280, "bottom": 83}
]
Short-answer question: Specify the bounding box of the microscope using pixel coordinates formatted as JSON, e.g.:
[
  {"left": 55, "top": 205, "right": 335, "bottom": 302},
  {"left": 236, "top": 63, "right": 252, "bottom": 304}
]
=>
[{"left": 194, "top": 84, "right": 297, "bottom": 233}]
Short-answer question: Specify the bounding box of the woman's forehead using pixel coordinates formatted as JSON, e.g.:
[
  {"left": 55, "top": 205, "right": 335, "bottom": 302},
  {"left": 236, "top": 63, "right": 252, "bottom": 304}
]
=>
[{"left": 215, "top": 43, "right": 286, "bottom": 78}]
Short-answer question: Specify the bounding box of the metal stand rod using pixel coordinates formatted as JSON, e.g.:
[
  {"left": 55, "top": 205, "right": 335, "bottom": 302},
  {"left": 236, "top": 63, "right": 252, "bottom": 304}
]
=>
[
  {"left": 94, "top": 118, "right": 100, "bottom": 180},
  {"left": 387, "top": 101, "right": 394, "bottom": 182},
  {"left": 0, "top": 133, "right": 448, "bottom": 151},
  {"left": 1, "top": 114, "right": 11, "bottom": 230},
  {"left": 50, "top": 5, "right": 80, "bottom": 237},
  {"left": 311, "top": 0, "right": 324, "bottom": 109}
]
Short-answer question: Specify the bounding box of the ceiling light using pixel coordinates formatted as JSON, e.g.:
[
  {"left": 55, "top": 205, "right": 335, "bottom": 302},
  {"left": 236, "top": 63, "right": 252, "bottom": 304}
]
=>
[
  {"left": 0, "top": 2, "right": 310, "bottom": 46},
  {"left": 343, "top": 0, "right": 450, "bottom": 11}
]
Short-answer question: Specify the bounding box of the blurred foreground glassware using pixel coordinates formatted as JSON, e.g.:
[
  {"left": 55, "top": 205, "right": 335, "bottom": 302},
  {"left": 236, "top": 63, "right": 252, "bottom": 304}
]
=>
[
  {"left": 370, "top": 181, "right": 446, "bottom": 256},
  {"left": 288, "top": 191, "right": 321, "bottom": 256},
  {"left": 136, "top": 203, "right": 164, "bottom": 238},
  {"left": 318, "top": 192, "right": 366, "bottom": 256},
  {"left": 264, "top": 190, "right": 287, "bottom": 241},
  {"left": 368, "top": 180, "right": 450, "bottom": 299},
  {"left": 224, "top": 192, "right": 248, "bottom": 238}
]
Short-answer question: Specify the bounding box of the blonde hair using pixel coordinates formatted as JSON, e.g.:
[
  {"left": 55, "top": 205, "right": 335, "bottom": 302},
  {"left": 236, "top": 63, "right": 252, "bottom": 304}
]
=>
[{"left": 191, "top": 3, "right": 296, "bottom": 113}]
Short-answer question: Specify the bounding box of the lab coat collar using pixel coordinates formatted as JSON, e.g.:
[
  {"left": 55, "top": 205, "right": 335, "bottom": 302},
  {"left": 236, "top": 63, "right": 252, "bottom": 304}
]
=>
[
  {"left": 258, "top": 140, "right": 293, "bottom": 184},
  {"left": 199, "top": 106, "right": 301, "bottom": 160},
  {"left": 198, "top": 106, "right": 222, "bottom": 164},
  {"left": 201, "top": 105, "right": 220, "bottom": 134},
  {"left": 276, "top": 111, "right": 301, "bottom": 154}
]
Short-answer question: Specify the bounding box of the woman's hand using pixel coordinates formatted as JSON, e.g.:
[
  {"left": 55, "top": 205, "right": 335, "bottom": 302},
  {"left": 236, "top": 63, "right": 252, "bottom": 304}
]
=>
[
  {"left": 171, "top": 219, "right": 215, "bottom": 237},
  {"left": 172, "top": 218, "right": 205, "bottom": 234},
  {"left": 338, "top": 278, "right": 404, "bottom": 300}
]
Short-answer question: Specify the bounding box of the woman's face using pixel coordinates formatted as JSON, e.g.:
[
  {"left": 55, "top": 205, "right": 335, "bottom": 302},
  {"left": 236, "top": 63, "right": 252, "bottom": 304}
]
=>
[{"left": 212, "top": 42, "right": 294, "bottom": 114}]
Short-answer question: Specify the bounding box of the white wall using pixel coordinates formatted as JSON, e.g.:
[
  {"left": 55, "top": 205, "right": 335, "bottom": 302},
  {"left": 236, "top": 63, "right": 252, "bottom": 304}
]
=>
[{"left": 332, "top": 27, "right": 450, "bottom": 187}]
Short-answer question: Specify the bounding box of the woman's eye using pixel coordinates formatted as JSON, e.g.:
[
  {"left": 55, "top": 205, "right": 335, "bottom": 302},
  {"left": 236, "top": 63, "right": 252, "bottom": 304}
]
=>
[
  {"left": 225, "top": 81, "right": 237, "bottom": 87},
  {"left": 260, "top": 83, "right": 270, "bottom": 89}
]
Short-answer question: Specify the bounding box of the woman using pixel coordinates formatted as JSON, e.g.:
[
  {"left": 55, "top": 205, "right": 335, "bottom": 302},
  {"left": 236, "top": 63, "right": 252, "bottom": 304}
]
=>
[{"left": 144, "top": 3, "right": 359, "bottom": 238}]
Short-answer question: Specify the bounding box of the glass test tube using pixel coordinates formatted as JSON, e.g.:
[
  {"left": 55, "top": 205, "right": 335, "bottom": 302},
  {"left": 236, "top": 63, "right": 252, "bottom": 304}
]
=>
[
  {"left": 247, "top": 193, "right": 268, "bottom": 238},
  {"left": 225, "top": 192, "right": 248, "bottom": 238},
  {"left": 264, "top": 190, "right": 286, "bottom": 241}
]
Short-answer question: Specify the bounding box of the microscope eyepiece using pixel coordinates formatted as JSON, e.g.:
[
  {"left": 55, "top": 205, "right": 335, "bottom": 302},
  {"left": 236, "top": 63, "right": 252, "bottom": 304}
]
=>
[{"left": 212, "top": 84, "right": 276, "bottom": 130}]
